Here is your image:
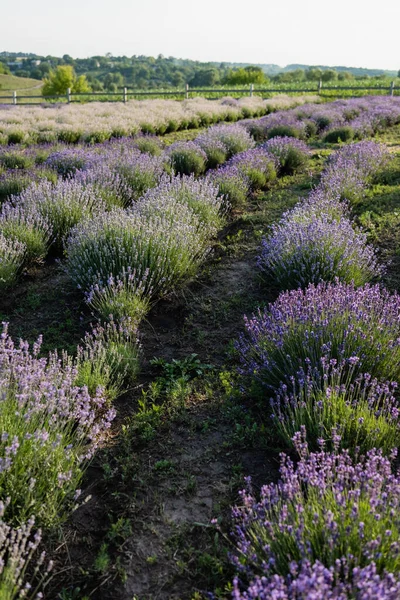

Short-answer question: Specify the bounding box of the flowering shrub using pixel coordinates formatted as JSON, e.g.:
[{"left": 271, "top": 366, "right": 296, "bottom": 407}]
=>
[
  {"left": 0, "top": 323, "right": 115, "bottom": 526},
  {"left": 262, "top": 136, "right": 310, "bottom": 175},
  {"left": 226, "top": 149, "right": 277, "bottom": 190},
  {"left": 73, "top": 163, "right": 133, "bottom": 209},
  {"left": 195, "top": 123, "right": 255, "bottom": 159},
  {"left": 0, "top": 501, "right": 53, "bottom": 600},
  {"left": 139, "top": 174, "right": 225, "bottom": 237},
  {"left": 206, "top": 165, "right": 250, "bottom": 210},
  {"left": 85, "top": 268, "right": 151, "bottom": 327},
  {"left": 323, "top": 126, "right": 355, "bottom": 143},
  {"left": 166, "top": 141, "right": 207, "bottom": 177},
  {"left": 0, "top": 202, "right": 53, "bottom": 263},
  {"left": 15, "top": 179, "right": 106, "bottom": 250},
  {"left": 65, "top": 203, "right": 210, "bottom": 299},
  {"left": 75, "top": 320, "right": 140, "bottom": 401},
  {"left": 0, "top": 151, "right": 33, "bottom": 170},
  {"left": 194, "top": 136, "right": 227, "bottom": 169},
  {"left": 257, "top": 210, "right": 382, "bottom": 290},
  {"left": 237, "top": 282, "right": 400, "bottom": 393},
  {"left": 318, "top": 141, "right": 389, "bottom": 204},
  {"left": 230, "top": 442, "right": 400, "bottom": 581},
  {"left": 0, "top": 233, "right": 25, "bottom": 289},
  {"left": 270, "top": 358, "right": 400, "bottom": 455},
  {"left": 232, "top": 560, "right": 400, "bottom": 599},
  {"left": 44, "top": 147, "right": 99, "bottom": 177},
  {"left": 133, "top": 135, "right": 164, "bottom": 156},
  {"left": 113, "top": 149, "right": 166, "bottom": 203}
]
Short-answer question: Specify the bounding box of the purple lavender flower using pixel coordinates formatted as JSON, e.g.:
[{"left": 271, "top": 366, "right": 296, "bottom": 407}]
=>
[
  {"left": 229, "top": 445, "right": 400, "bottom": 580},
  {"left": 226, "top": 148, "right": 277, "bottom": 190},
  {"left": 257, "top": 210, "right": 383, "bottom": 290},
  {"left": 237, "top": 281, "right": 400, "bottom": 392},
  {"left": 166, "top": 141, "right": 207, "bottom": 176},
  {"left": 232, "top": 560, "right": 400, "bottom": 599},
  {"left": 0, "top": 322, "right": 114, "bottom": 525},
  {"left": 194, "top": 123, "right": 255, "bottom": 159},
  {"left": 262, "top": 136, "right": 310, "bottom": 175}
]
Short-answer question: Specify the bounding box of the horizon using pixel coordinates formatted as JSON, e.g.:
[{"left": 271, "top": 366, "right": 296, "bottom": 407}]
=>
[{"left": 2, "top": 0, "right": 400, "bottom": 71}]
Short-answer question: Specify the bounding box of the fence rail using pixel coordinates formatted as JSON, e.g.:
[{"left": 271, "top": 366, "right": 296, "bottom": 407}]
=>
[{"left": 0, "top": 81, "right": 397, "bottom": 105}]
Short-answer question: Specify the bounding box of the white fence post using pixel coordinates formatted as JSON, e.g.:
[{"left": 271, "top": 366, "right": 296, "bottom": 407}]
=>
[
  {"left": 390, "top": 81, "right": 395, "bottom": 96},
  {"left": 13, "top": 91, "right": 17, "bottom": 105},
  {"left": 123, "top": 87, "right": 127, "bottom": 103},
  {"left": 249, "top": 83, "right": 254, "bottom": 97},
  {"left": 185, "top": 83, "right": 189, "bottom": 99},
  {"left": 318, "top": 80, "right": 322, "bottom": 94},
  {"left": 67, "top": 88, "right": 71, "bottom": 103}
]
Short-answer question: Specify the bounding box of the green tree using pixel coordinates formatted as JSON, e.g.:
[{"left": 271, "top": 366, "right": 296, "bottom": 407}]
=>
[
  {"left": 224, "top": 66, "right": 267, "bottom": 85},
  {"left": 305, "top": 68, "right": 323, "bottom": 81},
  {"left": 321, "top": 69, "right": 338, "bottom": 82},
  {"left": 338, "top": 71, "right": 354, "bottom": 81},
  {"left": 42, "top": 65, "right": 91, "bottom": 96},
  {"left": 0, "top": 61, "right": 10, "bottom": 75}
]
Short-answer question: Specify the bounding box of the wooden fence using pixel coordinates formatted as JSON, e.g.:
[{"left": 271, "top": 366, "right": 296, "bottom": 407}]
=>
[{"left": 0, "top": 81, "right": 397, "bottom": 105}]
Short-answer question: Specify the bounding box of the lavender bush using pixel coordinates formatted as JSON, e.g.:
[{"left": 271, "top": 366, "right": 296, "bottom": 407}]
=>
[
  {"left": 15, "top": 179, "right": 106, "bottom": 250},
  {"left": 257, "top": 210, "right": 382, "bottom": 290},
  {"left": 195, "top": 124, "right": 255, "bottom": 159},
  {"left": 194, "top": 136, "right": 227, "bottom": 169},
  {"left": 318, "top": 141, "right": 389, "bottom": 204},
  {"left": 133, "top": 135, "right": 164, "bottom": 156},
  {"left": 75, "top": 319, "right": 140, "bottom": 401},
  {"left": 230, "top": 441, "right": 400, "bottom": 580},
  {"left": 232, "top": 560, "right": 400, "bottom": 599},
  {"left": 0, "top": 323, "right": 115, "bottom": 526},
  {"left": 73, "top": 163, "right": 133, "bottom": 209},
  {"left": 226, "top": 149, "right": 277, "bottom": 191},
  {"left": 0, "top": 234, "right": 25, "bottom": 289},
  {"left": 270, "top": 358, "right": 400, "bottom": 455},
  {"left": 237, "top": 282, "right": 400, "bottom": 393},
  {"left": 0, "top": 501, "right": 53, "bottom": 600},
  {"left": 0, "top": 202, "right": 53, "bottom": 264},
  {"left": 206, "top": 165, "right": 250, "bottom": 210},
  {"left": 139, "top": 174, "right": 225, "bottom": 237},
  {"left": 113, "top": 149, "right": 166, "bottom": 203},
  {"left": 166, "top": 141, "right": 207, "bottom": 176},
  {"left": 86, "top": 268, "right": 151, "bottom": 327},
  {"left": 65, "top": 202, "right": 210, "bottom": 304},
  {"left": 262, "top": 136, "right": 310, "bottom": 175},
  {"left": 44, "top": 147, "right": 99, "bottom": 177}
]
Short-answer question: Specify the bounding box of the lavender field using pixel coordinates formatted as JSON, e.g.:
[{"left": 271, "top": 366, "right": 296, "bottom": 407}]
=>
[{"left": 0, "top": 94, "right": 400, "bottom": 599}]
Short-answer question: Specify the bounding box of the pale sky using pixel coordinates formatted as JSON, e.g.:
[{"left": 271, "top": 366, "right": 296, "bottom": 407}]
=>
[{"left": 2, "top": 0, "right": 400, "bottom": 70}]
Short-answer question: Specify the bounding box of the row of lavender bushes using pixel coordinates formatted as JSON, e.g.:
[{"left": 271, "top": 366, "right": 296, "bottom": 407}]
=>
[
  {"left": 0, "top": 95, "right": 319, "bottom": 146},
  {"left": 0, "top": 119, "right": 312, "bottom": 596},
  {"left": 0, "top": 122, "right": 310, "bottom": 291},
  {"left": 226, "top": 135, "right": 400, "bottom": 596},
  {"left": 244, "top": 95, "right": 400, "bottom": 144}
]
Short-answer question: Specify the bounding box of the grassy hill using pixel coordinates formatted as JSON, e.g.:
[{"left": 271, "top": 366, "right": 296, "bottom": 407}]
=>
[{"left": 0, "top": 74, "right": 43, "bottom": 95}]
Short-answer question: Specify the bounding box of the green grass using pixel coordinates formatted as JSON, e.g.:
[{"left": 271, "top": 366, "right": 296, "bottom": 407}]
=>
[{"left": 0, "top": 73, "right": 43, "bottom": 93}]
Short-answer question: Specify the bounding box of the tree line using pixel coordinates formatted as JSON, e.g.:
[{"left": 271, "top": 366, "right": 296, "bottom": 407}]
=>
[{"left": 0, "top": 52, "right": 398, "bottom": 94}]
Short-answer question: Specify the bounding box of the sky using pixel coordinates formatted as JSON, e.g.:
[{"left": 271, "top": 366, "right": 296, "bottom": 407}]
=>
[{"left": 2, "top": 0, "right": 400, "bottom": 71}]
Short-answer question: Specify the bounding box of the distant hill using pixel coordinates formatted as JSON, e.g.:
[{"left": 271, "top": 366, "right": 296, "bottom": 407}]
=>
[
  {"left": 216, "top": 62, "right": 397, "bottom": 78},
  {"left": 282, "top": 64, "right": 397, "bottom": 77}
]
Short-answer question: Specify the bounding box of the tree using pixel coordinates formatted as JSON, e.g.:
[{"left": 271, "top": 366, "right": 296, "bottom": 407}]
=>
[
  {"left": 224, "top": 66, "right": 267, "bottom": 85},
  {"left": 321, "top": 69, "right": 338, "bottom": 82},
  {"left": 42, "top": 65, "right": 91, "bottom": 96},
  {"left": 305, "top": 68, "right": 323, "bottom": 81},
  {"left": 0, "top": 61, "right": 10, "bottom": 75},
  {"left": 190, "top": 68, "right": 220, "bottom": 86}
]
